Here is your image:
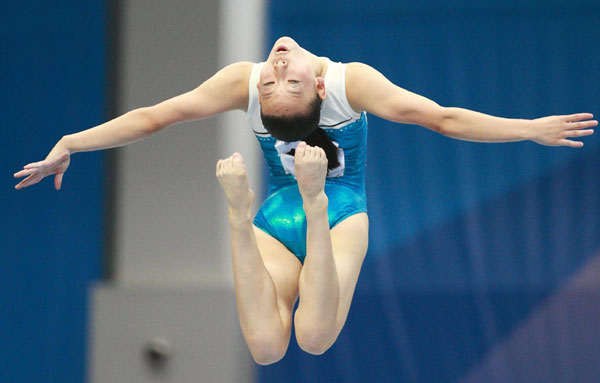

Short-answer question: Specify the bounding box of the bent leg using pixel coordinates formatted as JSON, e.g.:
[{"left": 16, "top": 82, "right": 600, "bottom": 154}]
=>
[
  {"left": 217, "top": 153, "right": 300, "bottom": 364},
  {"left": 292, "top": 143, "right": 369, "bottom": 354},
  {"left": 328, "top": 212, "right": 368, "bottom": 333}
]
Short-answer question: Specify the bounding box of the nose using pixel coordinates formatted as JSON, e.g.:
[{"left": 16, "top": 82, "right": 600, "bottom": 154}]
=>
[{"left": 274, "top": 59, "right": 287, "bottom": 68}]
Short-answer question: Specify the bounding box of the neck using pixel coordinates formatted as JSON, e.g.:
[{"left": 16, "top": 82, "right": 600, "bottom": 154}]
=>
[
  {"left": 295, "top": 45, "right": 327, "bottom": 77},
  {"left": 306, "top": 52, "right": 327, "bottom": 77}
]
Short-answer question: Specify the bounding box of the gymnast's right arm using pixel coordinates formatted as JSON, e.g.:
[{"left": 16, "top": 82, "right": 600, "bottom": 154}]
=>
[{"left": 14, "top": 61, "right": 253, "bottom": 190}]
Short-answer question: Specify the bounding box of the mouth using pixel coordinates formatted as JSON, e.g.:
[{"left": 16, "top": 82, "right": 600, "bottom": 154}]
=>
[{"left": 275, "top": 45, "right": 289, "bottom": 54}]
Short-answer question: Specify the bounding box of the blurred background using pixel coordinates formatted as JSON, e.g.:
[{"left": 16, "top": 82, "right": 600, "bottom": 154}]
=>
[{"left": 2, "top": 0, "right": 599, "bottom": 382}]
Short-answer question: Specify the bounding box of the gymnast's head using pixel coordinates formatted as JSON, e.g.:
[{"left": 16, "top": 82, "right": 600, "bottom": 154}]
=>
[{"left": 258, "top": 36, "right": 326, "bottom": 142}]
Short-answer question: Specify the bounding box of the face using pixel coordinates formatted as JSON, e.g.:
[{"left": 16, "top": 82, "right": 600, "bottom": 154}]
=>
[{"left": 258, "top": 37, "right": 325, "bottom": 116}]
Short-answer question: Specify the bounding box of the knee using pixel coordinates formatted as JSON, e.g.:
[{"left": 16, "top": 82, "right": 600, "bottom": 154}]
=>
[
  {"left": 245, "top": 334, "right": 288, "bottom": 365},
  {"left": 294, "top": 322, "right": 336, "bottom": 356}
]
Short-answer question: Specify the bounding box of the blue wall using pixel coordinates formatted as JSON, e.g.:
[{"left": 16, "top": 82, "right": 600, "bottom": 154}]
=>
[
  {"left": 261, "top": 1, "right": 600, "bottom": 382},
  {"left": 1, "top": 1, "right": 106, "bottom": 382}
]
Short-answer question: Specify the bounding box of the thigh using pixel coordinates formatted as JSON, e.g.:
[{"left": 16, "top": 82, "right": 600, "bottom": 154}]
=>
[
  {"left": 253, "top": 225, "right": 302, "bottom": 330},
  {"left": 330, "top": 212, "right": 369, "bottom": 328}
]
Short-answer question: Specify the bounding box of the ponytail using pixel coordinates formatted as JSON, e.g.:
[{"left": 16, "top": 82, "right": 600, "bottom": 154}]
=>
[{"left": 303, "top": 127, "right": 340, "bottom": 169}]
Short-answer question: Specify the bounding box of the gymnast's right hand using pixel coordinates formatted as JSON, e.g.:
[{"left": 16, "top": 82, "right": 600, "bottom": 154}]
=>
[{"left": 14, "top": 144, "right": 71, "bottom": 190}]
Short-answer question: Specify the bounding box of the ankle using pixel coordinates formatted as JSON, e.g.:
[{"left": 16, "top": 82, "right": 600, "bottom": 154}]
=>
[
  {"left": 303, "top": 192, "right": 328, "bottom": 215},
  {"left": 228, "top": 208, "right": 252, "bottom": 227}
]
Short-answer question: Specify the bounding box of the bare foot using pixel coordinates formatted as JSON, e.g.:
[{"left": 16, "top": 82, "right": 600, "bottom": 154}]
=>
[
  {"left": 294, "top": 142, "right": 328, "bottom": 210},
  {"left": 216, "top": 153, "right": 255, "bottom": 221}
]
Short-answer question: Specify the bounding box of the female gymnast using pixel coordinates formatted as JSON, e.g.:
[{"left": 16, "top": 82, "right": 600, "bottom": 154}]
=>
[{"left": 14, "top": 36, "right": 596, "bottom": 364}]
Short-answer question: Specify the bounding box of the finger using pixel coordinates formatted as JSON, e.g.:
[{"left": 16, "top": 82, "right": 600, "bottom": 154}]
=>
[
  {"left": 565, "top": 129, "right": 595, "bottom": 138},
  {"left": 23, "top": 160, "right": 47, "bottom": 169},
  {"left": 564, "top": 113, "right": 594, "bottom": 122},
  {"left": 54, "top": 173, "right": 64, "bottom": 190},
  {"left": 23, "top": 152, "right": 69, "bottom": 169},
  {"left": 14, "top": 168, "right": 38, "bottom": 178},
  {"left": 15, "top": 174, "right": 40, "bottom": 190},
  {"left": 559, "top": 139, "right": 584, "bottom": 148},
  {"left": 567, "top": 120, "right": 597, "bottom": 130}
]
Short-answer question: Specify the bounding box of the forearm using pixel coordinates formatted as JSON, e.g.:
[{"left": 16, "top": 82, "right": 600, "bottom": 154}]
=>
[
  {"left": 58, "top": 107, "right": 161, "bottom": 154},
  {"left": 439, "top": 107, "right": 532, "bottom": 143}
]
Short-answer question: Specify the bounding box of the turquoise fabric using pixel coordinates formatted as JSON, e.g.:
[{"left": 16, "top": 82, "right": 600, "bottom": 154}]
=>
[{"left": 253, "top": 114, "right": 368, "bottom": 263}]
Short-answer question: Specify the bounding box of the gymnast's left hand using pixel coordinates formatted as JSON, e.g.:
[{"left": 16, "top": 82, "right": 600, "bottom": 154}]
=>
[
  {"left": 530, "top": 113, "right": 597, "bottom": 147},
  {"left": 14, "top": 144, "right": 71, "bottom": 190}
]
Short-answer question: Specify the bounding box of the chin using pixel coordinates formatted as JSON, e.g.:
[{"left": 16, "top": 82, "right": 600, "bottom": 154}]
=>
[{"left": 276, "top": 36, "right": 296, "bottom": 44}]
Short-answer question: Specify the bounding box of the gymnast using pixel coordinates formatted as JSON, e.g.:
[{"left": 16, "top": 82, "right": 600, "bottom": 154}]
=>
[{"left": 14, "top": 36, "right": 596, "bottom": 364}]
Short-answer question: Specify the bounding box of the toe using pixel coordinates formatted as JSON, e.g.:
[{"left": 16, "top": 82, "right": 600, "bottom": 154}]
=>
[
  {"left": 312, "top": 146, "right": 321, "bottom": 159},
  {"left": 315, "top": 146, "right": 325, "bottom": 159},
  {"left": 295, "top": 141, "right": 307, "bottom": 159},
  {"left": 233, "top": 154, "right": 245, "bottom": 167}
]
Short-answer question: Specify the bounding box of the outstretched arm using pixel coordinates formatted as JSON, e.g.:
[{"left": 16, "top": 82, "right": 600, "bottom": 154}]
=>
[
  {"left": 345, "top": 62, "right": 596, "bottom": 146},
  {"left": 14, "top": 61, "right": 253, "bottom": 190}
]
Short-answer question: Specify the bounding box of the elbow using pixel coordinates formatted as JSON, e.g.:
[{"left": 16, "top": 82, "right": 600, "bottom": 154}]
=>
[
  {"left": 132, "top": 107, "right": 162, "bottom": 135},
  {"left": 435, "top": 118, "right": 450, "bottom": 136},
  {"left": 434, "top": 107, "right": 456, "bottom": 137},
  {"left": 397, "top": 103, "right": 452, "bottom": 136}
]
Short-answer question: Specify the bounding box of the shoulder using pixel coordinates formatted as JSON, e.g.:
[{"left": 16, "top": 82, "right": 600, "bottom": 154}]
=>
[
  {"left": 201, "top": 62, "right": 255, "bottom": 111},
  {"left": 344, "top": 62, "right": 378, "bottom": 113},
  {"left": 345, "top": 62, "right": 377, "bottom": 78},
  {"left": 344, "top": 62, "right": 380, "bottom": 90},
  {"left": 214, "top": 61, "right": 254, "bottom": 88}
]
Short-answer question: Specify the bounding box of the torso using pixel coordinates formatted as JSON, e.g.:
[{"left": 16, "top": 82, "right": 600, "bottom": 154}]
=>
[
  {"left": 249, "top": 58, "right": 369, "bottom": 261},
  {"left": 246, "top": 59, "right": 368, "bottom": 196}
]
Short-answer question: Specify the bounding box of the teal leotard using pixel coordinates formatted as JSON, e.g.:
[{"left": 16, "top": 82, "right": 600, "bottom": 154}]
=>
[
  {"left": 247, "top": 59, "right": 368, "bottom": 263},
  {"left": 253, "top": 114, "right": 368, "bottom": 263}
]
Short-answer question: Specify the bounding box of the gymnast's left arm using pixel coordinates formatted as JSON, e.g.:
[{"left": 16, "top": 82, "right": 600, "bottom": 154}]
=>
[{"left": 345, "top": 62, "right": 597, "bottom": 147}]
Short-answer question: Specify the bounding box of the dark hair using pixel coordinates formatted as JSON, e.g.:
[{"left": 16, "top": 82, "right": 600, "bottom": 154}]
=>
[{"left": 260, "top": 96, "right": 340, "bottom": 170}]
